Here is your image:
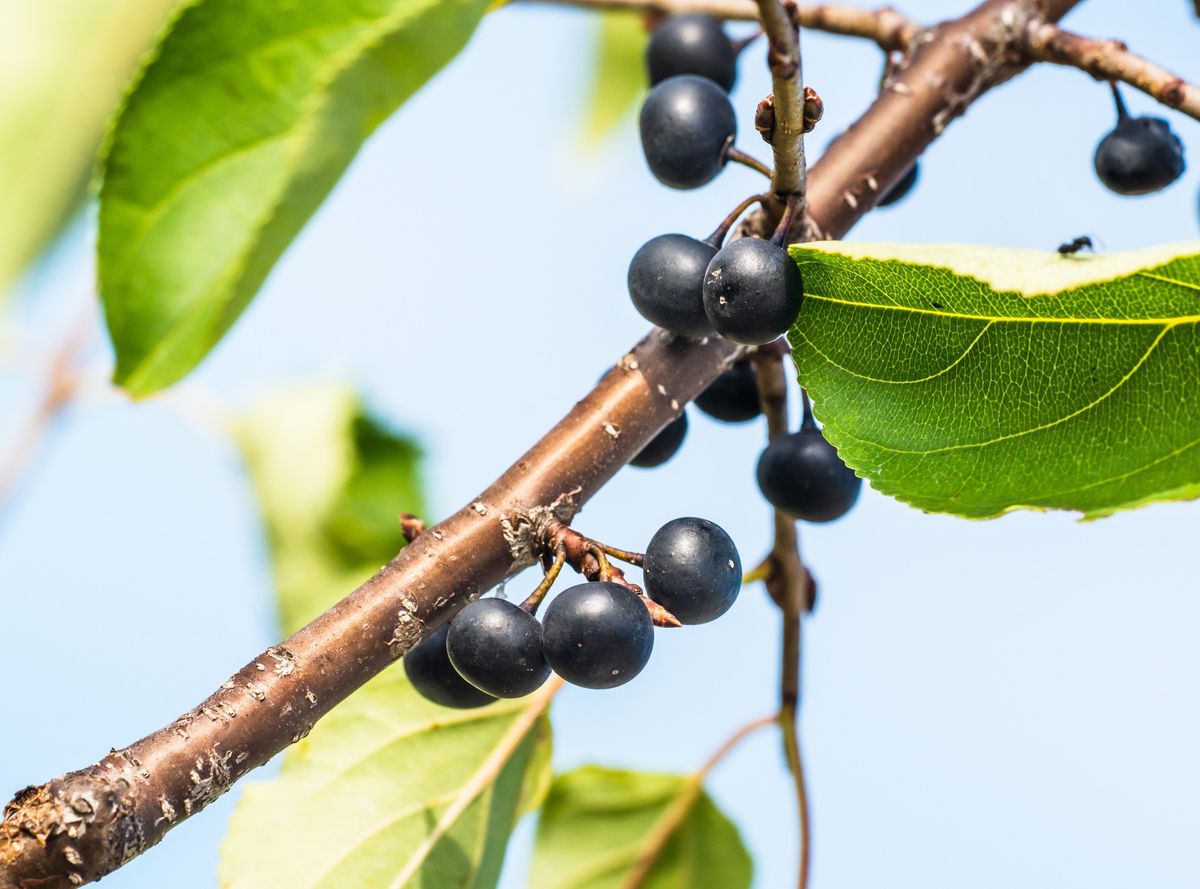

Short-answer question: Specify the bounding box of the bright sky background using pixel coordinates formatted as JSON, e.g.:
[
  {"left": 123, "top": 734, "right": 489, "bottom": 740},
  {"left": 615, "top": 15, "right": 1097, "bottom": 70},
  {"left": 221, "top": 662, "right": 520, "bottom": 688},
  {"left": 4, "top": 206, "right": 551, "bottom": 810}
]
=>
[{"left": 2, "top": 1, "right": 1199, "bottom": 887}]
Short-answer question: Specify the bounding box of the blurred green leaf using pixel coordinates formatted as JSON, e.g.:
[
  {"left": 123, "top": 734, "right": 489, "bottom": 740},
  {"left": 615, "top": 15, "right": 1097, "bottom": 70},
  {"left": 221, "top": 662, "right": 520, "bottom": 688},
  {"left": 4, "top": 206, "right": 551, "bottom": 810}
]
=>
[
  {"left": 237, "top": 382, "right": 425, "bottom": 635},
  {"left": 230, "top": 382, "right": 555, "bottom": 887},
  {"left": 98, "top": 0, "right": 489, "bottom": 397},
  {"left": 220, "top": 668, "right": 553, "bottom": 889},
  {"left": 582, "top": 13, "right": 646, "bottom": 144},
  {"left": 529, "top": 766, "right": 752, "bottom": 889},
  {"left": 0, "top": 0, "right": 177, "bottom": 296},
  {"left": 790, "top": 241, "right": 1200, "bottom": 519}
]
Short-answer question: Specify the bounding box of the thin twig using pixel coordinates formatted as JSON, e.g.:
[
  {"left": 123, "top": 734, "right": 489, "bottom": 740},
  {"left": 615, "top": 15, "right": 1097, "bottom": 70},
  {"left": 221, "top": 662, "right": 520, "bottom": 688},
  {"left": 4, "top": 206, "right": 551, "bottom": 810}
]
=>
[
  {"left": 751, "top": 346, "right": 815, "bottom": 889},
  {"left": 519, "top": 0, "right": 920, "bottom": 51},
  {"left": 755, "top": 0, "right": 807, "bottom": 205},
  {"left": 1024, "top": 22, "right": 1200, "bottom": 122},
  {"left": 622, "top": 714, "right": 776, "bottom": 889},
  {"left": 0, "top": 314, "right": 90, "bottom": 530}
]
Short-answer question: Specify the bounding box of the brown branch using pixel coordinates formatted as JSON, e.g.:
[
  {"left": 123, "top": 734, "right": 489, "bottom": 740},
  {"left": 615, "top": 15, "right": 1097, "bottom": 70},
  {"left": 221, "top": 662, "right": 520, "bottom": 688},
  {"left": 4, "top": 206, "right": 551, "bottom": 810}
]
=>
[
  {"left": 521, "top": 0, "right": 920, "bottom": 51},
  {"left": 756, "top": 0, "right": 808, "bottom": 204},
  {"left": 0, "top": 1, "right": 1085, "bottom": 885},
  {"left": 1023, "top": 22, "right": 1200, "bottom": 122}
]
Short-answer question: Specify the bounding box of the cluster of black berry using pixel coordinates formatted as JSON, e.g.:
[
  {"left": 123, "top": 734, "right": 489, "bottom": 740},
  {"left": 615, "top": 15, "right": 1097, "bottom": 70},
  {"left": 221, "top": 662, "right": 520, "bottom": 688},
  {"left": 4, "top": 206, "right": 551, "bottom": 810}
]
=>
[
  {"left": 405, "top": 517, "right": 741, "bottom": 708},
  {"left": 626, "top": 15, "right": 863, "bottom": 522},
  {"left": 630, "top": 16, "right": 803, "bottom": 346}
]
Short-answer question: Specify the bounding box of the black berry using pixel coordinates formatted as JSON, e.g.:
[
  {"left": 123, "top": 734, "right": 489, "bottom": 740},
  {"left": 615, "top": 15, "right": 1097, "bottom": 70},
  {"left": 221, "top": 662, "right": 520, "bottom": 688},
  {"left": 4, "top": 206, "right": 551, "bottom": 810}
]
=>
[
  {"left": 630, "top": 412, "right": 688, "bottom": 468},
  {"left": 703, "top": 238, "right": 803, "bottom": 345},
  {"left": 640, "top": 74, "right": 736, "bottom": 190},
  {"left": 647, "top": 14, "right": 737, "bottom": 92},
  {"left": 756, "top": 423, "right": 861, "bottom": 522},
  {"left": 446, "top": 598, "right": 550, "bottom": 698},
  {"left": 628, "top": 234, "right": 718, "bottom": 337},
  {"left": 1094, "top": 86, "right": 1184, "bottom": 196},
  {"left": 404, "top": 624, "right": 496, "bottom": 709},
  {"left": 542, "top": 582, "right": 654, "bottom": 689},
  {"left": 695, "top": 358, "right": 761, "bottom": 423},
  {"left": 878, "top": 162, "right": 919, "bottom": 207},
  {"left": 644, "top": 517, "right": 741, "bottom": 624}
]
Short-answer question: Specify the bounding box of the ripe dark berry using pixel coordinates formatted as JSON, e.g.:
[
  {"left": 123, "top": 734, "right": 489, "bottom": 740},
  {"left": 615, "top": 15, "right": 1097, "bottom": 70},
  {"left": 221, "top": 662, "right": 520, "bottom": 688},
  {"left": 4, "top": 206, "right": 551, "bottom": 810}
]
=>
[
  {"left": 630, "top": 412, "right": 688, "bottom": 468},
  {"left": 878, "top": 162, "right": 919, "bottom": 207},
  {"left": 404, "top": 624, "right": 496, "bottom": 709},
  {"left": 446, "top": 598, "right": 550, "bottom": 698},
  {"left": 644, "top": 517, "right": 741, "bottom": 624},
  {"left": 647, "top": 14, "right": 737, "bottom": 92},
  {"left": 542, "top": 582, "right": 654, "bottom": 689},
  {"left": 1094, "top": 86, "right": 1184, "bottom": 196},
  {"left": 639, "top": 75, "right": 736, "bottom": 190},
  {"left": 756, "top": 424, "right": 861, "bottom": 522},
  {"left": 702, "top": 238, "right": 803, "bottom": 345},
  {"left": 628, "top": 234, "right": 717, "bottom": 337},
  {"left": 695, "top": 359, "right": 761, "bottom": 423}
]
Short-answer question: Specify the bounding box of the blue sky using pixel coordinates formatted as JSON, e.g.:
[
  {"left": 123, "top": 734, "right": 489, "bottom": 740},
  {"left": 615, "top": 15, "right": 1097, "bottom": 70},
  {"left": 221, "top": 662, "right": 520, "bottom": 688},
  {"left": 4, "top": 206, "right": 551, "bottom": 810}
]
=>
[{"left": 2, "top": 1, "right": 1199, "bottom": 887}]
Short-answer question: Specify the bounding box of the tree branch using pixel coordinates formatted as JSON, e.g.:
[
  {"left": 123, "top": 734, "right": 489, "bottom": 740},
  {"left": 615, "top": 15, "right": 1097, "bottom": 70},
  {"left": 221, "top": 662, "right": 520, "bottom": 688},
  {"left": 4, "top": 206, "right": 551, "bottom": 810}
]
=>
[
  {"left": 522, "top": 0, "right": 920, "bottom": 52},
  {"left": 1023, "top": 22, "right": 1200, "bottom": 122},
  {"left": 755, "top": 0, "right": 807, "bottom": 203},
  {"left": 0, "top": 1, "right": 1083, "bottom": 885}
]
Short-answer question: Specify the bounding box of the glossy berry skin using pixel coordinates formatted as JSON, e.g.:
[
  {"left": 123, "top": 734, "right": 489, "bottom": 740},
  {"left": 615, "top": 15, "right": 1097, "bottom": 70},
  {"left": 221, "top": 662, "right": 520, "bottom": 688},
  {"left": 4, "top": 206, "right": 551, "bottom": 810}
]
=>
[
  {"left": 640, "top": 75, "right": 736, "bottom": 190},
  {"left": 1094, "top": 115, "right": 1185, "bottom": 195},
  {"left": 878, "top": 162, "right": 919, "bottom": 207},
  {"left": 446, "top": 598, "right": 550, "bottom": 698},
  {"left": 703, "top": 238, "right": 803, "bottom": 345},
  {"left": 756, "top": 426, "right": 861, "bottom": 522},
  {"left": 542, "top": 582, "right": 654, "bottom": 689},
  {"left": 644, "top": 517, "right": 741, "bottom": 624},
  {"left": 647, "top": 14, "right": 737, "bottom": 92},
  {"left": 404, "top": 624, "right": 496, "bottom": 709},
  {"left": 695, "top": 359, "right": 761, "bottom": 423},
  {"left": 628, "top": 234, "right": 717, "bottom": 337},
  {"left": 630, "top": 412, "right": 688, "bottom": 468}
]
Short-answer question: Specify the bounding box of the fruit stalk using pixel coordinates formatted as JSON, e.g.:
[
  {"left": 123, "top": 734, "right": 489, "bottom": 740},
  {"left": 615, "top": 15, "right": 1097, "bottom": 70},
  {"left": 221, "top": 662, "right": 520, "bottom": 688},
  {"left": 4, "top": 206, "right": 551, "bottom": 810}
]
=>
[
  {"left": 1024, "top": 22, "right": 1200, "bottom": 123},
  {"left": 0, "top": 1, "right": 1084, "bottom": 885}
]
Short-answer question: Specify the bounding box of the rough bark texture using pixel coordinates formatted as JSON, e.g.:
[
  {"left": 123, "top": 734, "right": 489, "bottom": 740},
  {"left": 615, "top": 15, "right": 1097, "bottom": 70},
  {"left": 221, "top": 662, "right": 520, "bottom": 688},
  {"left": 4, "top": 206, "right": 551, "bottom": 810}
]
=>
[{"left": 0, "top": 0, "right": 1084, "bottom": 885}]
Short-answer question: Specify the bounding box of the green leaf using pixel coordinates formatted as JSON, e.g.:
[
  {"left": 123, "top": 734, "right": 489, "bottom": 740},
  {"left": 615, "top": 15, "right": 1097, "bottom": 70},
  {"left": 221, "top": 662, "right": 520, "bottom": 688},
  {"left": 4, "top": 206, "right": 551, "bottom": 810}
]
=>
[
  {"left": 219, "top": 670, "right": 554, "bottom": 889},
  {"left": 789, "top": 241, "right": 1200, "bottom": 519},
  {"left": 99, "top": 0, "right": 489, "bottom": 397},
  {"left": 236, "top": 382, "right": 425, "bottom": 636},
  {"left": 581, "top": 13, "right": 646, "bottom": 144},
  {"left": 529, "top": 767, "right": 752, "bottom": 889},
  {"left": 0, "top": 0, "right": 177, "bottom": 295}
]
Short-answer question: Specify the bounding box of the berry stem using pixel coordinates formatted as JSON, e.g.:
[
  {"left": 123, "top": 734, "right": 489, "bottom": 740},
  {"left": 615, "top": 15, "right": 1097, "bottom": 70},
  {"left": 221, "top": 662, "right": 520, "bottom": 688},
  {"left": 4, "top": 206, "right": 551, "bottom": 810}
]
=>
[
  {"left": 595, "top": 542, "right": 646, "bottom": 567},
  {"left": 799, "top": 387, "right": 815, "bottom": 430},
  {"left": 726, "top": 146, "right": 774, "bottom": 178},
  {"left": 731, "top": 28, "right": 763, "bottom": 54},
  {"left": 588, "top": 543, "right": 613, "bottom": 582},
  {"left": 704, "top": 192, "right": 770, "bottom": 247},
  {"left": 520, "top": 543, "right": 567, "bottom": 614},
  {"left": 1109, "top": 80, "right": 1130, "bottom": 121},
  {"left": 770, "top": 195, "right": 801, "bottom": 245}
]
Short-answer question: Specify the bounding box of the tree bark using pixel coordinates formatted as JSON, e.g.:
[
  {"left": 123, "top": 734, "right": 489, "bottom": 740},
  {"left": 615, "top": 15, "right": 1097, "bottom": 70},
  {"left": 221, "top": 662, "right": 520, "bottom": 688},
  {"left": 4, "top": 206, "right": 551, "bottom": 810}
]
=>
[{"left": 0, "top": 0, "right": 1082, "bottom": 885}]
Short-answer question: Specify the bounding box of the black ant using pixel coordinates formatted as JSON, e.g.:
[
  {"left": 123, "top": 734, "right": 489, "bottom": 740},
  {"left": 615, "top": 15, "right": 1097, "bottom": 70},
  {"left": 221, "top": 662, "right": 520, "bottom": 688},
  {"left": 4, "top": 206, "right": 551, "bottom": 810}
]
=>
[{"left": 1057, "top": 235, "right": 1095, "bottom": 256}]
